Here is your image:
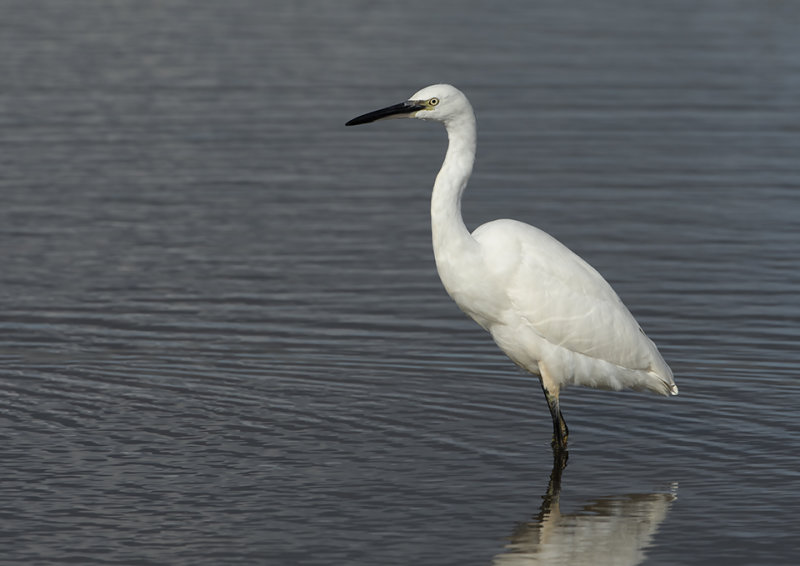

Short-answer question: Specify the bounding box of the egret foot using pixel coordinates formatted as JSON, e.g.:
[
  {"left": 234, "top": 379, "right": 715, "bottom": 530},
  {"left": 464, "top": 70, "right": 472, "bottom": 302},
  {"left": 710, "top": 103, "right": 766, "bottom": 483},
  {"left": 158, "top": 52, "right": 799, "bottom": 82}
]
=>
[
  {"left": 541, "top": 382, "right": 569, "bottom": 450},
  {"left": 552, "top": 414, "right": 569, "bottom": 451}
]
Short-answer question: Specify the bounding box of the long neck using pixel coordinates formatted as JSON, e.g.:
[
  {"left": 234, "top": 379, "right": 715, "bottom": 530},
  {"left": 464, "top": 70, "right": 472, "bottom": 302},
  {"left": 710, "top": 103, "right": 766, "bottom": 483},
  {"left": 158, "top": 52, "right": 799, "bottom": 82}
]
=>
[{"left": 431, "top": 112, "right": 479, "bottom": 278}]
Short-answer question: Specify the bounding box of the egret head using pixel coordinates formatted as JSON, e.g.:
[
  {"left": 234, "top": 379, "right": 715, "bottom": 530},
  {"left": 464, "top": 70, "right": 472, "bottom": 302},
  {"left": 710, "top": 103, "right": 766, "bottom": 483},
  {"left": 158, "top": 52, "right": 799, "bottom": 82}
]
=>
[{"left": 346, "top": 84, "right": 471, "bottom": 127}]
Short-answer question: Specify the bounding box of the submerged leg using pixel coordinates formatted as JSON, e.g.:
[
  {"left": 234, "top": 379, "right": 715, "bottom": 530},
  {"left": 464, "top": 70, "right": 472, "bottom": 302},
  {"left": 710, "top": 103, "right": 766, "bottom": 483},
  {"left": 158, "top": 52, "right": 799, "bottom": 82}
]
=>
[{"left": 540, "top": 380, "right": 569, "bottom": 450}]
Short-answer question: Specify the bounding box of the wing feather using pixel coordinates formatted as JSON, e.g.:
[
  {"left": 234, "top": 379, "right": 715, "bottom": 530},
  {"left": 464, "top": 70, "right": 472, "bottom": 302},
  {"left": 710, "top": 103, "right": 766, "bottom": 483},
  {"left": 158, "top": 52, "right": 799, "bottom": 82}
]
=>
[{"left": 472, "top": 219, "right": 661, "bottom": 372}]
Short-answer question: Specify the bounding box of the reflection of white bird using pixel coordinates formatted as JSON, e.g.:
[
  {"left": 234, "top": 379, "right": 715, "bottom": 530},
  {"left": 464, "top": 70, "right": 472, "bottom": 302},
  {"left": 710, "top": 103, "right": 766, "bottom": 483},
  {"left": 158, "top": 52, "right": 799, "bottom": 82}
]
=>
[
  {"left": 493, "top": 491, "right": 677, "bottom": 566},
  {"left": 493, "top": 453, "right": 676, "bottom": 566},
  {"left": 347, "top": 84, "right": 677, "bottom": 449}
]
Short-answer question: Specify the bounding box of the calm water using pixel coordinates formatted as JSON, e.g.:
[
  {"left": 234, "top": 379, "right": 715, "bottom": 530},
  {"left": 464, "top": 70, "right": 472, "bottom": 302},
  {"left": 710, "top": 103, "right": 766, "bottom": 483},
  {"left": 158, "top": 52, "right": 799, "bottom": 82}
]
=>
[{"left": 2, "top": 1, "right": 799, "bottom": 564}]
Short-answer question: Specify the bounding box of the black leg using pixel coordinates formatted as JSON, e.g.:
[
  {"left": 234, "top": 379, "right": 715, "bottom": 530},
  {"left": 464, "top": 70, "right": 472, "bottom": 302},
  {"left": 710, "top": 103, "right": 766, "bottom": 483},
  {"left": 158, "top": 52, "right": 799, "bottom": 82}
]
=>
[{"left": 540, "top": 381, "right": 569, "bottom": 450}]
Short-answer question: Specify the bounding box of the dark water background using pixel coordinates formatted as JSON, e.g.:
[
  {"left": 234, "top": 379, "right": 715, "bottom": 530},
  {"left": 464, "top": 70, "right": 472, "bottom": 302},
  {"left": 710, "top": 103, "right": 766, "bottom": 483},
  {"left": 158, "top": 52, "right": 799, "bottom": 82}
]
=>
[{"left": 1, "top": 1, "right": 799, "bottom": 564}]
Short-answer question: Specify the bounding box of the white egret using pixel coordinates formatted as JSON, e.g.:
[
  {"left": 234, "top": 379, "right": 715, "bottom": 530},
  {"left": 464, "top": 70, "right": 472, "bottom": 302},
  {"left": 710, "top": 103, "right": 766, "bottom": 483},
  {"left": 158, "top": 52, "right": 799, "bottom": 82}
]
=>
[{"left": 346, "top": 84, "right": 677, "bottom": 449}]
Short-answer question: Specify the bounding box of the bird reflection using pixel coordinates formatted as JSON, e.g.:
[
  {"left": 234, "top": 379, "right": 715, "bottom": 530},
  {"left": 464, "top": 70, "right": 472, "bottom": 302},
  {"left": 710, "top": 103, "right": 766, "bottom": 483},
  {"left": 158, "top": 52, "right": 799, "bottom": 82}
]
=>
[{"left": 493, "top": 451, "right": 676, "bottom": 566}]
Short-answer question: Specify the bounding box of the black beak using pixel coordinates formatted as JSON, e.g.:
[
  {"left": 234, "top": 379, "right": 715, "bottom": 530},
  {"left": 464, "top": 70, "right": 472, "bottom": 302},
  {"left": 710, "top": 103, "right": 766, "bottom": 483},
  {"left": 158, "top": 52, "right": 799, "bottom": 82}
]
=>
[{"left": 346, "top": 101, "right": 426, "bottom": 126}]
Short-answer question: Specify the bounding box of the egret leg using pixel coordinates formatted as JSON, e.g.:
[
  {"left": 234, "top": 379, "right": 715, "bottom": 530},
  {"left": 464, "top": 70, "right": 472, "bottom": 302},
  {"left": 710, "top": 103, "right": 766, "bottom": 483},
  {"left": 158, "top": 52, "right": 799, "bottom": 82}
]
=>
[{"left": 540, "top": 381, "right": 569, "bottom": 450}]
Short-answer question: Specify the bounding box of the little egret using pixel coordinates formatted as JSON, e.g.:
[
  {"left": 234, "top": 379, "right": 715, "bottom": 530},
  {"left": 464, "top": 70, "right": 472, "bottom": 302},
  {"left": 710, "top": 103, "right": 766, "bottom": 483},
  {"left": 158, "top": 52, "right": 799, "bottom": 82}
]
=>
[{"left": 346, "top": 84, "right": 677, "bottom": 449}]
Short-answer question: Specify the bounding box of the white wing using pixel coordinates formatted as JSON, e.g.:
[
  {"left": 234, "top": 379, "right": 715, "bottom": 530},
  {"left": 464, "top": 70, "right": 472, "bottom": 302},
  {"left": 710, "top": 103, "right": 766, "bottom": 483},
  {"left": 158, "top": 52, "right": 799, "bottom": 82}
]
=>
[{"left": 472, "top": 219, "right": 672, "bottom": 381}]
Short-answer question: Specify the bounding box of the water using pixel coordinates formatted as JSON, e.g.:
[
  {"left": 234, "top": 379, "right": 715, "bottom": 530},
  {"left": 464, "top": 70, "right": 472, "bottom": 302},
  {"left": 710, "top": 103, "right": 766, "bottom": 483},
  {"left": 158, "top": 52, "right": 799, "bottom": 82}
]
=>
[{"left": 1, "top": 1, "right": 799, "bottom": 564}]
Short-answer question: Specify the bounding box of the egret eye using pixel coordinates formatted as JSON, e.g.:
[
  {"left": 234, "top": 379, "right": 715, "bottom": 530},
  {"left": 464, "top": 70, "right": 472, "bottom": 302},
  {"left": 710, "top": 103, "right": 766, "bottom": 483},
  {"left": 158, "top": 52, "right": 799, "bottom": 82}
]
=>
[{"left": 429, "top": 98, "right": 439, "bottom": 106}]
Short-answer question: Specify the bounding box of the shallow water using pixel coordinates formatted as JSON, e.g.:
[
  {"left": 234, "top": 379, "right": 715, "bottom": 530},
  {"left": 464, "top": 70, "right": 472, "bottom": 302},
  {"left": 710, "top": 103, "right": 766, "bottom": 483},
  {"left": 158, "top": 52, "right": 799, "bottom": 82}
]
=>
[{"left": 2, "top": 1, "right": 799, "bottom": 564}]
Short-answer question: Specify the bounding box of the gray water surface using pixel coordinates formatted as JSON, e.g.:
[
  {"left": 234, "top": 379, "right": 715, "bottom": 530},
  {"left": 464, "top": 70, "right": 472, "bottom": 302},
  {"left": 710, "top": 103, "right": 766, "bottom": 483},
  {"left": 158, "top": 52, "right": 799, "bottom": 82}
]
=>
[{"left": 2, "top": 1, "right": 799, "bottom": 564}]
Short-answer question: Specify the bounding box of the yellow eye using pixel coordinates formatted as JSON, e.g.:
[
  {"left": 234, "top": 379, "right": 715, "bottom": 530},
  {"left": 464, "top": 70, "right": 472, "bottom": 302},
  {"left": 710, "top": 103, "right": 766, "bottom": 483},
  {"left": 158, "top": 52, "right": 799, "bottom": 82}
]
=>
[{"left": 428, "top": 98, "right": 439, "bottom": 106}]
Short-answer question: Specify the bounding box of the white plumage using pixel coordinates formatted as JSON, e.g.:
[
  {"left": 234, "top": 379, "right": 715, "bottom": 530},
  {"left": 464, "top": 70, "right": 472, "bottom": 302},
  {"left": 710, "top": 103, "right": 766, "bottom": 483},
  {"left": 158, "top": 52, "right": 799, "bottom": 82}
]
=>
[{"left": 347, "top": 84, "right": 677, "bottom": 449}]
